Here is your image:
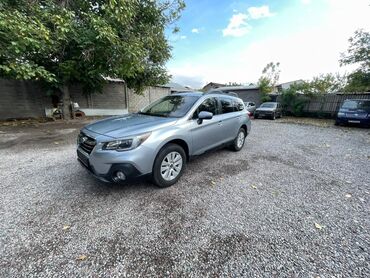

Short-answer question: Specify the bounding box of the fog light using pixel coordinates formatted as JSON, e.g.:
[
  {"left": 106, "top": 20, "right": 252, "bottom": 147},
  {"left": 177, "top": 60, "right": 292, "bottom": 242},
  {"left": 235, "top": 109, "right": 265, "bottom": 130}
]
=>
[{"left": 113, "top": 171, "right": 126, "bottom": 182}]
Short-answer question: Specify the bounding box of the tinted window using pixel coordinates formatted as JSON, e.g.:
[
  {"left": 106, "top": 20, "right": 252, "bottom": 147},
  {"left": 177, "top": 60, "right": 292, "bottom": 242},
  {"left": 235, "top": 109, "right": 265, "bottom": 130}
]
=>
[
  {"left": 260, "top": 102, "right": 277, "bottom": 108},
  {"left": 342, "top": 100, "right": 370, "bottom": 111},
  {"left": 141, "top": 95, "right": 199, "bottom": 118},
  {"left": 193, "top": 98, "right": 218, "bottom": 118},
  {"left": 220, "top": 97, "right": 234, "bottom": 113},
  {"left": 234, "top": 99, "right": 244, "bottom": 111}
]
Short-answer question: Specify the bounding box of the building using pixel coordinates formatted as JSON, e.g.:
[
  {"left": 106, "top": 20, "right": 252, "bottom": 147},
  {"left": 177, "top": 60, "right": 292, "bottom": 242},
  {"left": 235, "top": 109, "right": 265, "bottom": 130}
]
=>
[
  {"left": 216, "top": 85, "right": 262, "bottom": 106},
  {"left": 202, "top": 82, "right": 226, "bottom": 92},
  {"left": 276, "top": 80, "right": 304, "bottom": 92},
  {"left": 164, "top": 82, "right": 193, "bottom": 94}
]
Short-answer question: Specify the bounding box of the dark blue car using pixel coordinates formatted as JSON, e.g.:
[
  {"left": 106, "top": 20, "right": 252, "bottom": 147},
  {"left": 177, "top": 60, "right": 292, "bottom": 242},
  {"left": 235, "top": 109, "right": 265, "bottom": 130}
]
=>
[{"left": 336, "top": 99, "right": 370, "bottom": 127}]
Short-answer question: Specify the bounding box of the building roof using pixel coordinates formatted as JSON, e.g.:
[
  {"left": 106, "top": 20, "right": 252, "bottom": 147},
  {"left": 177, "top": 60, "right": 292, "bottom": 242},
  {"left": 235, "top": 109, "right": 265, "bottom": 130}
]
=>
[
  {"left": 202, "top": 82, "right": 226, "bottom": 89},
  {"left": 164, "top": 82, "right": 193, "bottom": 91},
  {"left": 103, "top": 76, "right": 125, "bottom": 83}
]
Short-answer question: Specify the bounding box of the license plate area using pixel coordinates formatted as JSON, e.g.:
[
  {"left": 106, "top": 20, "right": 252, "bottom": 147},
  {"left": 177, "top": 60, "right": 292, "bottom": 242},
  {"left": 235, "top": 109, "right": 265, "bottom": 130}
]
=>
[
  {"left": 77, "top": 148, "right": 89, "bottom": 166},
  {"left": 348, "top": 120, "right": 360, "bottom": 123}
]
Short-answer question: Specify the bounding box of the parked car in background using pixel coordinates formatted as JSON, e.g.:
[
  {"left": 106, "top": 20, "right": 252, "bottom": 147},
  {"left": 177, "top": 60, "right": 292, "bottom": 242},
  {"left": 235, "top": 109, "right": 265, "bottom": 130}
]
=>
[
  {"left": 244, "top": 102, "right": 256, "bottom": 115},
  {"left": 254, "top": 102, "right": 282, "bottom": 120},
  {"left": 77, "top": 92, "right": 251, "bottom": 187},
  {"left": 336, "top": 99, "right": 370, "bottom": 127}
]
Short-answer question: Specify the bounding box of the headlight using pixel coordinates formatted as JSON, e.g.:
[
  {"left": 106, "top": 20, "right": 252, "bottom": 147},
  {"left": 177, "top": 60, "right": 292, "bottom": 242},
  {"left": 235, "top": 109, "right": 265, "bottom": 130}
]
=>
[
  {"left": 102, "top": 132, "right": 151, "bottom": 151},
  {"left": 337, "top": 112, "right": 345, "bottom": 117}
]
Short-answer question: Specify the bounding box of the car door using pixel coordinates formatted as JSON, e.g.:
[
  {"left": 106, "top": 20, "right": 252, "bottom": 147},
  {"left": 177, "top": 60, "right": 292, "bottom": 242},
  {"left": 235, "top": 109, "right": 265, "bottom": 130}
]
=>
[
  {"left": 217, "top": 97, "right": 240, "bottom": 143},
  {"left": 190, "top": 97, "right": 223, "bottom": 155}
]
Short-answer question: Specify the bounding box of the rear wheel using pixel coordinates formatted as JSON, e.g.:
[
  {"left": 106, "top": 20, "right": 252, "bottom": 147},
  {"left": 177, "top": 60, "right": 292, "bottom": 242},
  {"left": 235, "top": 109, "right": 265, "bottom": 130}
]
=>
[
  {"left": 231, "top": 128, "right": 246, "bottom": 151},
  {"left": 152, "top": 144, "right": 186, "bottom": 188}
]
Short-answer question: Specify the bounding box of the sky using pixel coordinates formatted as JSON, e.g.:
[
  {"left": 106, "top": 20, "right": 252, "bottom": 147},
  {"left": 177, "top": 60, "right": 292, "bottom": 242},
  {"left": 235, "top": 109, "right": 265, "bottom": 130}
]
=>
[{"left": 166, "top": 0, "right": 370, "bottom": 89}]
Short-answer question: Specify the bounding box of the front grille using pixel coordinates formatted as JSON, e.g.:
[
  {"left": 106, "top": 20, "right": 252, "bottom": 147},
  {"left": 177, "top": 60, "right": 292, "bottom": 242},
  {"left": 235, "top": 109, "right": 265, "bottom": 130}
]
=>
[{"left": 78, "top": 132, "right": 96, "bottom": 154}]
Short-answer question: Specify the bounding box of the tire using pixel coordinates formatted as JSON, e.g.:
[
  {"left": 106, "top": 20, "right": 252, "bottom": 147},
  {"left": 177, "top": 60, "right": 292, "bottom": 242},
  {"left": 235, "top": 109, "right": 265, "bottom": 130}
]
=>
[
  {"left": 152, "top": 144, "right": 186, "bottom": 188},
  {"left": 231, "top": 128, "right": 246, "bottom": 152},
  {"left": 254, "top": 114, "right": 259, "bottom": 119}
]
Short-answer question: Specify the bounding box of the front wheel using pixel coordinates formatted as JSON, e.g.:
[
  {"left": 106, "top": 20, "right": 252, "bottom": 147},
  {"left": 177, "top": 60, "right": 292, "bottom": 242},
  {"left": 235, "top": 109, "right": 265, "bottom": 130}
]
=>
[
  {"left": 231, "top": 128, "right": 246, "bottom": 151},
  {"left": 152, "top": 144, "right": 186, "bottom": 188}
]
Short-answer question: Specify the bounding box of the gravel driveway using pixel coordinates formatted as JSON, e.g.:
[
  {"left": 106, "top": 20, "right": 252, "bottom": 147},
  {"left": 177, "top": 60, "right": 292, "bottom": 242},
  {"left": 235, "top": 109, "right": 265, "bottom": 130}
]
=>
[{"left": 1, "top": 119, "right": 369, "bottom": 277}]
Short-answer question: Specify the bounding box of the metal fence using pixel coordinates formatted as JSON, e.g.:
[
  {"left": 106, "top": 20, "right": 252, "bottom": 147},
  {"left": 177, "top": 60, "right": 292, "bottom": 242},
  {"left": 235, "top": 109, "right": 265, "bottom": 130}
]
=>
[{"left": 277, "top": 92, "right": 370, "bottom": 118}]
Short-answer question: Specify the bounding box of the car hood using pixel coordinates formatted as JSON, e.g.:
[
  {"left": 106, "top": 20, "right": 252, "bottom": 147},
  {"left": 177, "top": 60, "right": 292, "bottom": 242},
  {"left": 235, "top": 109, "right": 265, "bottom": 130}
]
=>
[
  {"left": 256, "top": 107, "right": 276, "bottom": 112},
  {"left": 84, "top": 113, "right": 178, "bottom": 138}
]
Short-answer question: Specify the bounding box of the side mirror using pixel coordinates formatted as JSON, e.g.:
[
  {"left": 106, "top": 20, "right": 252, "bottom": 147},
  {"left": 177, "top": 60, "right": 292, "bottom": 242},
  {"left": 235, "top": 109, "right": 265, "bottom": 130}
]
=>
[{"left": 197, "top": 111, "right": 213, "bottom": 124}]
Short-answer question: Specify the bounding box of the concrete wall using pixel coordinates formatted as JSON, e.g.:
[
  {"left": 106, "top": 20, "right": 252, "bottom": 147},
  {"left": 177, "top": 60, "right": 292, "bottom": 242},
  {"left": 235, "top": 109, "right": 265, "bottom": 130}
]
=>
[
  {"left": 128, "top": 86, "right": 170, "bottom": 112},
  {"left": 0, "top": 79, "right": 51, "bottom": 119},
  {"left": 0, "top": 78, "right": 170, "bottom": 120},
  {"left": 233, "top": 89, "right": 262, "bottom": 106}
]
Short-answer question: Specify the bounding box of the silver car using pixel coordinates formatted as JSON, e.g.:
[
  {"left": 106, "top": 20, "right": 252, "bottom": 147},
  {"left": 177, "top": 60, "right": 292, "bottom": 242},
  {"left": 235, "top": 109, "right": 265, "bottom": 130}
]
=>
[
  {"left": 244, "top": 102, "right": 256, "bottom": 114},
  {"left": 77, "top": 92, "right": 251, "bottom": 187}
]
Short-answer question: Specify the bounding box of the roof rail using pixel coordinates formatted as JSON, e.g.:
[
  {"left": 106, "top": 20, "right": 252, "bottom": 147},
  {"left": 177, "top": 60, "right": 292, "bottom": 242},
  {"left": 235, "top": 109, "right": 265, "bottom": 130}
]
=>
[{"left": 205, "top": 90, "right": 239, "bottom": 97}]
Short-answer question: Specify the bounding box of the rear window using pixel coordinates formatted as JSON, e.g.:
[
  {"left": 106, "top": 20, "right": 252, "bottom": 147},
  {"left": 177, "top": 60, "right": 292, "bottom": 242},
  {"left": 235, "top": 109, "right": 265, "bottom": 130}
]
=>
[
  {"left": 234, "top": 99, "right": 245, "bottom": 111},
  {"left": 260, "top": 102, "right": 277, "bottom": 108},
  {"left": 342, "top": 100, "right": 370, "bottom": 111},
  {"left": 220, "top": 97, "right": 234, "bottom": 113}
]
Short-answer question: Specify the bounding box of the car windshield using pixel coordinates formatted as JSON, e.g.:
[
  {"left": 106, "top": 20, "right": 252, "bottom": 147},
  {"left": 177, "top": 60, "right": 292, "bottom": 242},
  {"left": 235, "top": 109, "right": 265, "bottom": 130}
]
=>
[
  {"left": 260, "top": 102, "right": 277, "bottom": 108},
  {"left": 342, "top": 100, "right": 370, "bottom": 111},
  {"left": 140, "top": 95, "right": 200, "bottom": 118}
]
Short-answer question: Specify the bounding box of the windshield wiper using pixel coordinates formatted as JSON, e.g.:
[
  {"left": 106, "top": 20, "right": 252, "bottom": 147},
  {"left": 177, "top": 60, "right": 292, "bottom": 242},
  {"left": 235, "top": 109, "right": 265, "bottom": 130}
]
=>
[{"left": 138, "top": 111, "right": 169, "bottom": 117}]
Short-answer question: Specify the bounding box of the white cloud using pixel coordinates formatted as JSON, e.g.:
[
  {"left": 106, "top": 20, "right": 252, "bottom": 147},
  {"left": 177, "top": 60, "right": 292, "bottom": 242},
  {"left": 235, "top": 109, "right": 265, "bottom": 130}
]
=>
[
  {"left": 191, "top": 28, "right": 199, "bottom": 33},
  {"left": 247, "top": 5, "right": 275, "bottom": 19},
  {"left": 222, "top": 13, "right": 251, "bottom": 37},
  {"left": 223, "top": 5, "right": 274, "bottom": 37},
  {"left": 171, "top": 0, "right": 370, "bottom": 86},
  {"left": 180, "top": 35, "right": 187, "bottom": 40}
]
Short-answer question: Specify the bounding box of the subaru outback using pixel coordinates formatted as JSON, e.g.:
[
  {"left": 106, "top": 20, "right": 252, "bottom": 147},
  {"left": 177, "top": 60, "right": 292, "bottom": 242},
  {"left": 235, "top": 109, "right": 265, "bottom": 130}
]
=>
[{"left": 77, "top": 92, "right": 251, "bottom": 187}]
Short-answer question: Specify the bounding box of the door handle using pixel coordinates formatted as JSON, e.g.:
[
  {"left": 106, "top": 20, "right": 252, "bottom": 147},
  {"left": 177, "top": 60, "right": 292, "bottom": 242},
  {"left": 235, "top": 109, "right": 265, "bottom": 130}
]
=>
[{"left": 218, "top": 120, "right": 222, "bottom": 126}]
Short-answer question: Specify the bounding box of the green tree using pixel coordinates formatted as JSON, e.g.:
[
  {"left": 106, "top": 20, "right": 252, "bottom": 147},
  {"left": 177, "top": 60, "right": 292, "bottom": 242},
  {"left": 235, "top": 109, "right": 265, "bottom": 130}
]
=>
[
  {"left": 0, "top": 0, "right": 185, "bottom": 118},
  {"left": 340, "top": 29, "right": 370, "bottom": 92},
  {"left": 257, "top": 62, "right": 280, "bottom": 102}
]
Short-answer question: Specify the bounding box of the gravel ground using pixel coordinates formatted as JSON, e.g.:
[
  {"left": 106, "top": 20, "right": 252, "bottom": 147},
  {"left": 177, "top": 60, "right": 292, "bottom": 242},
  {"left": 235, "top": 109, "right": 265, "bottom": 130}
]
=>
[{"left": 1, "top": 119, "right": 369, "bottom": 277}]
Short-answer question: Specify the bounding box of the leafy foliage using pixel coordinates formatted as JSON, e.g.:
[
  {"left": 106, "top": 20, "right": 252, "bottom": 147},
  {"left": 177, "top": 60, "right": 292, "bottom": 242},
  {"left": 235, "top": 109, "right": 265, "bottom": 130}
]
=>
[
  {"left": 340, "top": 29, "right": 370, "bottom": 92},
  {"left": 257, "top": 62, "right": 280, "bottom": 102},
  {"left": 345, "top": 69, "right": 370, "bottom": 92},
  {"left": 280, "top": 83, "right": 309, "bottom": 116},
  {"left": 340, "top": 29, "right": 370, "bottom": 70},
  {"left": 0, "top": 0, "right": 185, "bottom": 93}
]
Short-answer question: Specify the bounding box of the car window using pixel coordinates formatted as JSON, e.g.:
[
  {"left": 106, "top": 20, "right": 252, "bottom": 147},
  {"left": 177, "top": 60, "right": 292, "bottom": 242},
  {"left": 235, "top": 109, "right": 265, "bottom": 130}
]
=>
[
  {"left": 342, "top": 100, "right": 370, "bottom": 111},
  {"left": 250, "top": 102, "right": 255, "bottom": 106},
  {"left": 220, "top": 97, "right": 234, "bottom": 114},
  {"left": 193, "top": 97, "right": 218, "bottom": 118},
  {"left": 234, "top": 99, "right": 244, "bottom": 111},
  {"left": 141, "top": 95, "right": 199, "bottom": 118},
  {"left": 260, "top": 102, "right": 277, "bottom": 108}
]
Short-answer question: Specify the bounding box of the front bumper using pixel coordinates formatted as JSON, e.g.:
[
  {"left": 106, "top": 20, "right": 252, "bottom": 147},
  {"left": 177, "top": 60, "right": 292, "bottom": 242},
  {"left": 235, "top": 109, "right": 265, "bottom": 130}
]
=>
[
  {"left": 336, "top": 117, "right": 370, "bottom": 126},
  {"left": 255, "top": 111, "right": 274, "bottom": 118},
  {"left": 77, "top": 148, "right": 144, "bottom": 183}
]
